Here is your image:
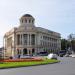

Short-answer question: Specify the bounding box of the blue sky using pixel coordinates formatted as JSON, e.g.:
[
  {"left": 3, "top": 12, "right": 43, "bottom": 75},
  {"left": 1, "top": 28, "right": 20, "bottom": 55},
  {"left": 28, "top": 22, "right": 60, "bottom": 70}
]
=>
[{"left": 0, "top": 0, "right": 75, "bottom": 47}]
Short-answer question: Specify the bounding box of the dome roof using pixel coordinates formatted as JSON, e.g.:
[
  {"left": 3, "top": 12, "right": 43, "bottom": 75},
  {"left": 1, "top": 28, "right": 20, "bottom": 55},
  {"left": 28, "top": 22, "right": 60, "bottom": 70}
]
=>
[{"left": 22, "top": 14, "right": 33, "bottom": 17}]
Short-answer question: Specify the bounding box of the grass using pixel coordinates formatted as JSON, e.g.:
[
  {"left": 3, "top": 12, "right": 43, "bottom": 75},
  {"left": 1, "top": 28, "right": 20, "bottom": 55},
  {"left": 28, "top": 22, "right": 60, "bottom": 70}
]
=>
[{"left": 0, "top": 59, "right": 60, "bottom": 69}]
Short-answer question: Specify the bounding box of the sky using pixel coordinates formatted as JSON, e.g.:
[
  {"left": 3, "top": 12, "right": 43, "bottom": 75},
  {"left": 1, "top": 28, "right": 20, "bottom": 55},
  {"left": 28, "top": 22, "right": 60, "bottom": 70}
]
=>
[{"left": 0, "top": 0, "right": 75, "bottom": 47}]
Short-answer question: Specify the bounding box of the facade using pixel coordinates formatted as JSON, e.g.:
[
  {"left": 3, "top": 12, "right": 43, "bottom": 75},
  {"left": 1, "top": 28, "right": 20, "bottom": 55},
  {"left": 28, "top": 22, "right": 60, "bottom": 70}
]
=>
[
  {"left": 68, "top": 34, "right": 75, "bottom": 53},
  {"left": 4, "top": 14, "right": 61, "bottom": 58},
  {"left": 0, "top": 47, "right": 3, "bottom": 59},
  {"left": 68, "top": 34, "right": 75, "bottom": 41}
]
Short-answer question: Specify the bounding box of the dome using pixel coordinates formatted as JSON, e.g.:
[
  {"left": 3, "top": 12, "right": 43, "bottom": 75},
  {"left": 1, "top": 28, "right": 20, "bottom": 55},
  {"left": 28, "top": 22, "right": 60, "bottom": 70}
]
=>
[
  {"left": 20, "top": 14, "right": 35, "bottom": 26},
  {"left": 22, "top": 14, "right": 33, "bottom": 18}
]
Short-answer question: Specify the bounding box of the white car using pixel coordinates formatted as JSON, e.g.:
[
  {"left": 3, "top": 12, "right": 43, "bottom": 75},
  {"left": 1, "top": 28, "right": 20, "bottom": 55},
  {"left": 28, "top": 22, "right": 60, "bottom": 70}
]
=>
[
  {"left": 47, "top": 53, "right": 57, "bottom": 59},
  {"left": 69, "top": 54, "right": 75, "bottom": 58},
  {"left": 65, "top": 54, "right": 69, "bottom": 57},
  {"left": 71, "top": 55, "right": 75, "bottom": 58},
  {"left": 20, "top": 55, "right": 31, "bottom": 59}
]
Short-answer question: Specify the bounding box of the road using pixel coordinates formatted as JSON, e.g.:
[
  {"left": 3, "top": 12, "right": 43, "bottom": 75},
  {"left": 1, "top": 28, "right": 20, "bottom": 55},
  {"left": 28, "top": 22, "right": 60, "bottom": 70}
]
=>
[{"left": 0, "top": 57, "right": 75, "bottom": 75}]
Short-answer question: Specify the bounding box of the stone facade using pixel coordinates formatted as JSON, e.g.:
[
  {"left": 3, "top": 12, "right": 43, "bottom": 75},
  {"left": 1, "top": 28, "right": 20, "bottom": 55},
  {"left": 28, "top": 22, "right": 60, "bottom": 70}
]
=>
[{"left": 4, "top": 14, "right": 61, "bottom": 58}]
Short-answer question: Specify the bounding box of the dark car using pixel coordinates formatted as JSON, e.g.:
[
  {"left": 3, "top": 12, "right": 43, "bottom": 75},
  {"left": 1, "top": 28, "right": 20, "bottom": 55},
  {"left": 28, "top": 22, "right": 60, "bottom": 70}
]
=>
[
  {"left": 37, "top": 52, "right": 48, "bottom": 56},
  {"left": 59, "top": 50, "right": 66, "bottom": 57}
]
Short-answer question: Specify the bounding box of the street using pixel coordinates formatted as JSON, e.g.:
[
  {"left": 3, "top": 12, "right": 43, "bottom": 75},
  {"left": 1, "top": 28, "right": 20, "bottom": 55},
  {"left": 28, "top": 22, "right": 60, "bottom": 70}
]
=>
[{"left": 0, "top": 57, "right": 75, "bottom": 75}]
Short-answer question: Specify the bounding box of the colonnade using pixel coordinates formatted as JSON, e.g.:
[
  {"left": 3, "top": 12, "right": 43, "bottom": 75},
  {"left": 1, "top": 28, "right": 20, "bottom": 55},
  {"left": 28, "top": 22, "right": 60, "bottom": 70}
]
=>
[{"left": 17, "top": 34, "right": 36, "bottom": 46}]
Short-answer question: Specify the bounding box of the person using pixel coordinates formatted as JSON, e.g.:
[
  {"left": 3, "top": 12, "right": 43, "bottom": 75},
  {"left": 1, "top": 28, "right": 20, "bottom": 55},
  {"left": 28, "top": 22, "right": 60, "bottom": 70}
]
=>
[
  {"left": 9, "top": 56, "right": 13, "bottom": 59},
  {"left": 18, "top": 54, "right": 20, "bottom": 59}
]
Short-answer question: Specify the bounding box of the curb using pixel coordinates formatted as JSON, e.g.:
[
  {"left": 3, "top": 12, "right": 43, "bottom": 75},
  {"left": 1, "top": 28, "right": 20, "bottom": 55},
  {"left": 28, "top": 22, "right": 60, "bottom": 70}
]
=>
[{"left": 0, "top": 61, "right": 60, "bottom": 69}]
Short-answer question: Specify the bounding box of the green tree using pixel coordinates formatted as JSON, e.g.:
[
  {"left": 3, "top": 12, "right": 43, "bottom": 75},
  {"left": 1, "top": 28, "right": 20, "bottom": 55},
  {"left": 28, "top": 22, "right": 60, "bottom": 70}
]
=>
[
  {"left": 71, "top": 40, "right": 75, "bottom": 52},
  {"left": 61, "top": 39, "right": 67, "bottom": 50},
  {"left": 61, "top": 39, "right": 71, "bottom": 50}
]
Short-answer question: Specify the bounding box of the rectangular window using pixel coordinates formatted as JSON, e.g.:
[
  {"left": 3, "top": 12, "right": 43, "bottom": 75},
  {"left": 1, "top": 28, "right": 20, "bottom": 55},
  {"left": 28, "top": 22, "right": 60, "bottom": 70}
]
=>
[
  {"left": 23, "top": 34, "right": 27, "bottom": 45},
  {"left": 17, "top": 34, "right": 20, "bottom": 45},
  {"left": 31, "top": 34, "right": 35, "bottom": 45}
]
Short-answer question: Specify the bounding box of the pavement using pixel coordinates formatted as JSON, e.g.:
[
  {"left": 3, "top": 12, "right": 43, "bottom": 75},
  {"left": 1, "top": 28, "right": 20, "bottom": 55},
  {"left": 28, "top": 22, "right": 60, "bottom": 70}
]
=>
[{"left": 0, "top": 57, "right": 75, "bottom": 75}]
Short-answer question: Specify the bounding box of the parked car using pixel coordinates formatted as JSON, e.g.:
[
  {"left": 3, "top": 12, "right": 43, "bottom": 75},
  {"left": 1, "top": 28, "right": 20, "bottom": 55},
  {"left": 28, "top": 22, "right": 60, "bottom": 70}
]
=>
[
  {"left": 72, "top": 55, "right": 75, "bottom": 58},
  {"left": 37, "top": 52, "right": 48, "bottom": 56},
  {"left": 65, "top": 54, "right": 69, "bottom": 57},
  {"left": 69, "top": 54, "right": 75, "bottom": 58},
  {"left": 59, "top": 50, "right": 66, "bottom": 57},
  {"left": 47, "top": 53, "right": 57, "bottom": 59},
  {"left": 20, "top": 55, "right": 31, "bottom": 59}
]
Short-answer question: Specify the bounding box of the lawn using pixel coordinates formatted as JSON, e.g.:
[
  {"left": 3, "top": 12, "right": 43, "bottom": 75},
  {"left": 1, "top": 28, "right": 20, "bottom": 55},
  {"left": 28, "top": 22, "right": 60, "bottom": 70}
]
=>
[{"left": 0, "top": 59, "right": 59, "bottom": 69}]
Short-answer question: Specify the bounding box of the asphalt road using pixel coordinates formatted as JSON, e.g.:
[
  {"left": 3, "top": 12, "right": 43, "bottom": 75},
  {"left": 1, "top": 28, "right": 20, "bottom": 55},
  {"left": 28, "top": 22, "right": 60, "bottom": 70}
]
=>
[{"left": 0, "top": 57, "right": 75, "bottom": 75}]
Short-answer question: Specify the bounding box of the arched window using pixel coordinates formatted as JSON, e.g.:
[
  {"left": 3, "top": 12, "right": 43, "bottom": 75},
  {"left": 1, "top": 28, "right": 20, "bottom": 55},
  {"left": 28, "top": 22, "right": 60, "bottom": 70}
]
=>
[
  {"left": 23, "top": 48, "right": 27, "bottom": 55},
  {"left": 31, "top": 34, "right": 35, "bottom": 45},
  {"left": 25, "top": 19, "right": 27, "bottom": 23},
  {"left": 32, "top": 48, "right": 35, "bottom": 54},
  {"left": 32, "top": 20, "right": 34, "bottom": 23},
  {"left": 29, "top": 19, "right": 31, "bottom": 23}
]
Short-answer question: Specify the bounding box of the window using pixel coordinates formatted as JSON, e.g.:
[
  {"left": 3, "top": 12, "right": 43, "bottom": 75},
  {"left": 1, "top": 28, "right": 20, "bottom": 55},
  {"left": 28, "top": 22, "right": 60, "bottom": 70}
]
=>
[
  {"left": 32, "top": 20, "right": 34, "bottom": 23},
  {"left": 22, "top": 19, "right": 23, "bottom": 23},
  {"left": 32, "top": 49, "right": 35, "bottom": 54},
  {"left": 20, "top": 35, "right": 22, "bottom": 45},
  {"left": 25, "top": 19, "right": 27, "bottom": 23},
  {"left": 17, "top": 34, "right": 20, "bottom": 45},
  {"left": 29, "top": 19, "right": 31, "bottom": 23},
  {"left": 23, "top": 48, "right": 27, "bottom": 55},
  {"left": 31, "top": 34, "right": 35, "bottom": 45},
  {"left": 23, "top": 34, "right": 27, "bottom": 45}
]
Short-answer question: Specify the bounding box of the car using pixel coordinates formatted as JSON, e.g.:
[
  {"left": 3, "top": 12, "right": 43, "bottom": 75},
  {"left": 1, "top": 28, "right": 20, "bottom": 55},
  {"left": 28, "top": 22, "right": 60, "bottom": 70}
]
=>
[
  {"left": 47, "top": 53, "right": 57, "bottom": 59},
  {"left": 72, "top": 55, "right": 75, "bottom": 58},
  {"left": 71, "top": 54, "right": 75, "bottom": 58},
  {"left": 65, "top": 54, "right": 69, "bottom": 57},
  {"left": 59, "top": 54, "right": 64, "bottom": 57},
  {"left": 20, "top": 55, "right": 31, "bottom": 59},
  {"left": 37, "top": 52, "right": 48, "bottom": 56},
  {"left": 69, "top": 54, "right": 75, "bottom": 58},
  {"left": 58, "top": 50, "right": 66, "bottom": 57}
]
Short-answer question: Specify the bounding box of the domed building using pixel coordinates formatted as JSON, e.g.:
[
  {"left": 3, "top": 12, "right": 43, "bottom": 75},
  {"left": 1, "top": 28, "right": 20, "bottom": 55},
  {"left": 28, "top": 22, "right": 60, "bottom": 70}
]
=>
[{"left": 4, "top": 14, "right": 61, "bottom": 59}]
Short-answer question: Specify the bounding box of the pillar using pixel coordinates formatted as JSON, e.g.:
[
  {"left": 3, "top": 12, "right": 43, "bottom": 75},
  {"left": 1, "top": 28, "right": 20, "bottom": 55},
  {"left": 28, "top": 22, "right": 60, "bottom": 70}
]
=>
[
  {"left": 29, "top": 34, "right": 31, "bottom": 45},
  {"left": 27, "top": 34, "right": 29, "bottom": 55},
  {"left": 22, "top": 34, "right": 24, "bottom": 45}
]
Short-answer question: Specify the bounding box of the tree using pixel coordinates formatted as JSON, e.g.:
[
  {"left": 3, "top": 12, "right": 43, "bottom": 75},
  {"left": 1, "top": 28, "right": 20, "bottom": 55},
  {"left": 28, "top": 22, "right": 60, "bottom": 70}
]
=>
[
  {"left": 61, "top": 39, "right": 67, "bottom": 50},
  {"left": 71, "top": 40, "right": 75, "bottom": 53},
  {"left": 61, "top": 39, "right": 71, "bottom": 50}
]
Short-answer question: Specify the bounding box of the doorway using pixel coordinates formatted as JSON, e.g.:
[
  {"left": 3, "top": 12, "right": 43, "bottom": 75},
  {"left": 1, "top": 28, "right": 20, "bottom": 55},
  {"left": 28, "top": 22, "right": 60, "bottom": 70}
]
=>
[{"left": 23, "top": 48, "right": 27, "bottom": 55}]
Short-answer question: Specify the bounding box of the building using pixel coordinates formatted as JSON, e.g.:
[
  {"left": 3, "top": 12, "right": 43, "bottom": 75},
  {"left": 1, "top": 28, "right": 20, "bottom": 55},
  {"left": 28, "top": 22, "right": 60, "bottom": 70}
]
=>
[
  {"left": 68, "top": 34, "right": 75, "bottom": 41},
  {"left": 4, "top": 14, "right": 61, "bottom": 58},
  {"left": 68, "top": 34, "right": 75, "bottom": 53},
  {"left": 0, "top": 47, "right": 3, "bottom": 59}
]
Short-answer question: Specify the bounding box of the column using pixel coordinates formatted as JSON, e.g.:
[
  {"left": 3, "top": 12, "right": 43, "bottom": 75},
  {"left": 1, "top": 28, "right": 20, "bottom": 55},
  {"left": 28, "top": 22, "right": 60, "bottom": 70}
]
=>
[
  {"left": 35, "top": 34, "right": 36, "bottom": 45},
  {"left": 22, "top": 34, "right": 24, "bottom": 45},
  {"left": 20, "top": 34, "right": 21, "bottom": 45},
  {"left": 30, "top": 34, "right": 31, "bottom": 45},
  {"left": 28, "top": 34, "right": 29, "bottom": 45},
  {"left": 27, "top": 49, "right": 29, "bottom": 55},
  {"left": 26, "top": 34, "right": 28, "bottom": 45},
  {"left": 21, "top": 49, "right": 23, "bottom": 56},
  {"left": 20, "top": 34, "right": 22, "bottom": 45},
  {"left": 28, "top": 34, "right": 31, "bottom": 45}
]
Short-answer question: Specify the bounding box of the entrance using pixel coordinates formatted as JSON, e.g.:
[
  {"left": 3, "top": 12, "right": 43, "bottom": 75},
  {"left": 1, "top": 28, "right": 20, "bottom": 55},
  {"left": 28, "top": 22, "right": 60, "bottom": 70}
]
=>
[
  {"left": 32, "top": 48, "right": 35, "bottom": 54},
  {"left": 23, "top": 48, "right": 27, "bottom": 55}
]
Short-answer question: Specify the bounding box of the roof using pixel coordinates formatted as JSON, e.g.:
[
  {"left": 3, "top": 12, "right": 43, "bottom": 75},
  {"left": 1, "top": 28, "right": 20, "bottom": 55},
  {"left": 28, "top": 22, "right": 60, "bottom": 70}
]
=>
[{"left": 22, "top": 14, "right": 33, "bottom": 17}]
